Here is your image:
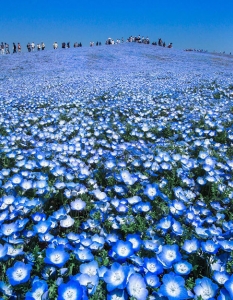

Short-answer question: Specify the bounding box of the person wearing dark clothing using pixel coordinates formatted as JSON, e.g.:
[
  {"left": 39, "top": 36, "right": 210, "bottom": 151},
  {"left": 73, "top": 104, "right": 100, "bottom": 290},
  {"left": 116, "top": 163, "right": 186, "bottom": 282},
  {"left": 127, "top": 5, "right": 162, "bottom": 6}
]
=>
[
  {"left": 99, "top": 42, "right": 101, "bottom": 46},
  {"left": 13, "top": 43, "right": 17, "bottom": 53},
  {"left": 163, "top": 42, "right": 166, "bottom": 47},
  {"left": 96, "top": 41, "right": 99, "bottom": 46},
  {"left": 62, "top": 42, "right": 66, "bottom": 49},
  {"left": 41, "top": 42, "right": 45, "bottom": 50},
  {"left": 67, "top": 42, "right": 70, "bottom": 48},
  {"left": 27, "top": 43, "right": 31, "bottom": 52}
]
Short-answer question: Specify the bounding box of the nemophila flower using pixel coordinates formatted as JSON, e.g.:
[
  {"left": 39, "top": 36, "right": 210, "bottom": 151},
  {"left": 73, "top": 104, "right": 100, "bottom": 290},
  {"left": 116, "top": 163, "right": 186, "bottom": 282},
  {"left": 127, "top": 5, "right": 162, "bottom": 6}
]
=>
[
  {"left": 157, "top": 215, "right": 173, "bottom": 233},
  {"left": 112, "top": 240, "right": 134, "bottom": 261},
  {"left": 31, "top": 212, "right": 47, "bottom": 223},
  {"left": 195, "top": 226, "right": 210, "bottom": 239},
  {"left": 0, "top": 281, "right": 12, "bottom": 297},
  {"left": 74, "top": 273, "right": 99, "bottom": 295},
  {"left": 70, "top": 199, "right": 86, "bottom": 211},
  {"left": 60, "top": 215, "right": 74, "bottom": 228},
  {"left": 80, "top": 260, "right": 99, "bottom": 276},
  {"left": 213, "top": 271, "right": 230, "bottom": 285},
  {"left": 0, "top": 244, "right": 8, "bottom": 260},
  {"left": 217, "top": 288, "right": 231, "bottom": 300},
  {"left": 103, "top": 262, "right": 130, "bottom": 292},
  {"left": 74, "top": 248, "right": 94, "bottom": 262},
  {"left": 25, "top": 278, "right": 48, "bottom": 300},
  {"left": 6, "top": 261, "right": 32, "bottom": 286},
  {"left": 126, "top": 234, "right": 142, "bottom": 252},
  {"left": 144, "top": 257, "right": 164, "bottom": 275},
  {"left": 20, "top": 179, "right": 33, "bottom": 190},
  {"left": 7, "top": 245, "right": 24, "bottom": 257},
  {"left": 194, "top": 277, "right": 218, "bottom": 300},
  {"left": 107, "top": 289, "right": 128, "bottom": 300},
  {"left": 143, "top": 240, "right": 160, "bottom": 252},
  {"left": 157, "top": 245, "right": 181, "bottom": 269},
  {"left": 159, "top": 272, "right": 189, "bottom": 300},
  {"left": 58, "top": 280, "right": 83, "bottom": 300},
  {"left": 1, "top": 222, "right": 18, "bottom": 236},
  {"left": 172, "top": 220, "right": 183, "bottom": 236},
  {"left": 33, "top": 220, "right": 52, "bottom": 234},
  {"left": 11, "top": 174, "right": 23, "bottom": 185},
  {"left": 182, "top": 238, "right": 200, "bottom": 253},
  {"left": 127, "top": 273, "right": 148, "bottom": 300},
  {"left": 44, "top": 245, "right": 69, "bottom": 268},
  {"left": 120, "top": 170, "right": 137, "bottom": 185},
  {"left": 224, "top": 274, "right": 233, "bottom": 298},
  {"left": 2, "top": 195, "right": 15, "bottom": 205},
  {"left": 144, "top": 183, "right": 160, "bottom": 200},
  {"left": 201, "top": 240, "right": 220, "bottom": 254},
  {"left": 174, "top": 261, "right": 192, "bottom": 276},
  {"left": 145, "top": 272, "right": 160, "bottom": 288}
]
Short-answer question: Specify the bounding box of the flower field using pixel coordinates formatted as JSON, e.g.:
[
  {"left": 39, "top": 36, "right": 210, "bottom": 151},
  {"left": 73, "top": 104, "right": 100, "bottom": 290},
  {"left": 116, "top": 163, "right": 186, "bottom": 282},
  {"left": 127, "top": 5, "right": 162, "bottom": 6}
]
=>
[{"left": 0, "top": 44, "right": 233, "bottom": 299}]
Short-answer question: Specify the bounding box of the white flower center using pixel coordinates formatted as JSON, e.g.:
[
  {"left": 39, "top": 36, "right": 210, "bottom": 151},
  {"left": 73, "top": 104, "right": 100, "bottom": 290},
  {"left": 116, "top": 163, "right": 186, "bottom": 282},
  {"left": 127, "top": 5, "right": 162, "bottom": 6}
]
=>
[{"left": 167, "top": 281, "right": 179, "bottom": 296}]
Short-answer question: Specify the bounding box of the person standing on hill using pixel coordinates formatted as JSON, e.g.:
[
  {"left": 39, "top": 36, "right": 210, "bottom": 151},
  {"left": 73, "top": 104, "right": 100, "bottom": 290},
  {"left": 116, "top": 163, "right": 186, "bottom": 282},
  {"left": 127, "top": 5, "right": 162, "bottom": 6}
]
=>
[
  {"left": 53, "top": 42, "right": 58, "bottom": 49},
  {"left": 5, "top": 43, "right": 10, "bottom": 54},
  {"left": 31, "top": 42, "right": 35, "bottom": 51},
  {"left": 17, "top": 43, "right": 21, "bottom": 52},
  {"left": 13, "top": 43, "right": 17, "bottom": 53},
  {"left": 27, "top": 43, "right": 31, "bottom": 52},
  {"left": 37, "top": 43, "right": 41, "bottom": 51},
  {"left": 1, "top": 42, "right": 5, "bottom": 55},
  {"left": 41, "top": 42, "right": 45, "bottom": 50}
]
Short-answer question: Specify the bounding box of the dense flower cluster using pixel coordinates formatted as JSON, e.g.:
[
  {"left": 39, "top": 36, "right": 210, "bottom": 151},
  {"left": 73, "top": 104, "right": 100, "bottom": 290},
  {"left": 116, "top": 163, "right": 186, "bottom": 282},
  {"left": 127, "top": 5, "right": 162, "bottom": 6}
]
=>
[{"left": 0, "top": 44, "right": 233, "bottom": 299}]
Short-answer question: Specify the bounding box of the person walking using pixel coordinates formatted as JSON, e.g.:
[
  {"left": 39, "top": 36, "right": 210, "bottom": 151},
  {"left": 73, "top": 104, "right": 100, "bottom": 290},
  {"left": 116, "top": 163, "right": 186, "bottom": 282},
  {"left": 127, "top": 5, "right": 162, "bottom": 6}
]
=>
[
  {"left": 27, "top": 43, "right": 31, "bottom": 52},
  {"left": 1, "top": 42, "right": 5, "bottom": 55},
  {"left": 53, "top": 42, "right": 58, "bottom": 49},
  {"left": 17, "top": 43, "right": 21, "bottom": 53},
  {"left": 5, "top": 43, "right": 10, "bottom": 54}
]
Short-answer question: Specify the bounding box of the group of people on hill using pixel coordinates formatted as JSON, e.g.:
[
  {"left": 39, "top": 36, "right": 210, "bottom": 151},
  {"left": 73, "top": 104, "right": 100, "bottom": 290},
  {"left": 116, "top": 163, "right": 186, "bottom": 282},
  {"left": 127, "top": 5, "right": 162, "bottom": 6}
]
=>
[
  {"left": 1, "top": 37, "right": 173, "bottom": 54},
  {"left": 127, "top": 35, "right": 150, "bottom": 44},
  {"left": 26, "top": 42, "right": 46, "bottom": 52},
  {"left": 90, "top": 41, "right": 102, "bottom": 46},
  {"left": 1, "top": 42, "right": 22, "bottom": 54},
  {"left": 151, "top": 38, "right": 172, "bottom": 48}
]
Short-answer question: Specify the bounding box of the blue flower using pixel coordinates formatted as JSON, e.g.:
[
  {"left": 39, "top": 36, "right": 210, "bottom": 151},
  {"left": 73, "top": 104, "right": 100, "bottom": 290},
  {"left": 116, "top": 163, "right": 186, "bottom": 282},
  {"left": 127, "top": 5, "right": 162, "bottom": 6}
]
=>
[
  {"left": 107, "top": 289, "right": 128, "bottom": 300},
  {"left": 80, "top": 260, "right": 99, "bottom": 276},
  {"left": 126, "top": 234, "right": 142, "bottom": 252},
  {"left": 0, "top": 244, "right": 8, "bottom": 260},
  {"left": 58, "top": 280, "right": 83, "bottom": 300},
  {"left": 145, "top": 272, "right": 160, "bottom": 288},
  {"left": 109, "top": 239, "right": 132, "bottom": 258},
  {"left": 1, "top": 222, "right": 18, "bottom": 236},
  {"left": 157, "top": 245, "right": 181, "bottom": 269},
  {"left": 159, "top": 272, "right": 189, "bottom": 300},
  {"left": 182, "top": 238, "right": 200, "bottom": 253},
  {"left": 74, "top": 248, "right": 94, "bottom": 262},
  {"left": 194, "top": 277, "right": 218, "bottom": 300},
  {"left": 201, "top": 240, "right": 220, "bottom": 254},
  {"left": 25, "top": 278, "right": 48, "bottom": 299},
  {"left": 213, "top": 271, "right": 230, "bottom": 285},
  {"left": 44, "top": 245, "right": 69, "bottom": 268},
  {"left": 174, "top": 261, "right": 192, "bottom": 276},
  {"left": 224, "top": 274, "right": 233, "bottom": 298},
  {"left": 127, "top": 273, "right": 148, "bottom": 300},
  {"left": 6, "top": 261, "right": 32, "bottom": 286},
  {"left": 144, "top": 257, "right": 163, "bottom": 275},
  {"left": 144, "top": 183, "right": 160, "bottom": 200},
  {"left": 103, "top": 262, "right": 130, "bottom": 292}
]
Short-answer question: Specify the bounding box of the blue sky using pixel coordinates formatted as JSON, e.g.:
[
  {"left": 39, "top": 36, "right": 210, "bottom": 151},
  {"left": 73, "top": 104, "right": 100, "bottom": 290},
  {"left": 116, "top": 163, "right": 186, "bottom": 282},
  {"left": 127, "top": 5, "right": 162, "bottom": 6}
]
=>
[{"left": 1, "top": 0, "right": 233, "bottom": 52}]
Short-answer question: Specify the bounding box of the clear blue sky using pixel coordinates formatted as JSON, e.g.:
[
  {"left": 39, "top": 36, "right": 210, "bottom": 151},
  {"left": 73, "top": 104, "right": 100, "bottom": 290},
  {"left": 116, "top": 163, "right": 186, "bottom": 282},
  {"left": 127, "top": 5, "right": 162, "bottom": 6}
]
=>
[{"left": 1, "top": 0, "right": 233, "bottom": 52}]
